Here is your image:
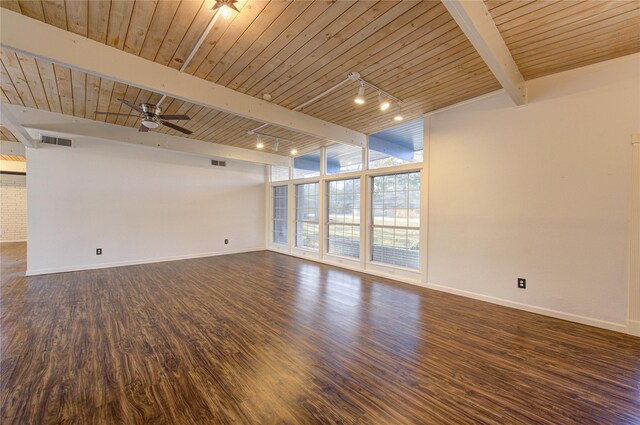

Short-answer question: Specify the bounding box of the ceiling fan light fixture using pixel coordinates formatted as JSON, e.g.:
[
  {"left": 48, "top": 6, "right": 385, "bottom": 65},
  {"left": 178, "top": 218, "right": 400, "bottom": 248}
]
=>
[{"left": 141, "top": 119, "right": 159, "bottom": 129}]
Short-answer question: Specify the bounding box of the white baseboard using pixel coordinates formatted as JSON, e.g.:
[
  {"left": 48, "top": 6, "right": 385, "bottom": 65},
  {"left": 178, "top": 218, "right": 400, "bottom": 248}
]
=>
[
  {"left": 1, "top": 239, "right": 26, "bottom": 243},
  {"left": 628, "top": 320, "right": 640, "bottom": 337},
  {"left": 426, "top": 281, "right": 629, "bottom": 334},
  {"left": 25, "top": 247, "right": 265, "bottom": 276}
]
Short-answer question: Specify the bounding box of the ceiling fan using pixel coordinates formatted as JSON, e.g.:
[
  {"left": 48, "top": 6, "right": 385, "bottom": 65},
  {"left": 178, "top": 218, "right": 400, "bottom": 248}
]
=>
[{"left": 95, "top": 99, "right": 193, "bottom": 135}]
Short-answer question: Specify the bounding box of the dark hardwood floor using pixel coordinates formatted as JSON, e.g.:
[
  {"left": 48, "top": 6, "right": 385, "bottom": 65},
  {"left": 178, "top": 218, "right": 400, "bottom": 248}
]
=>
[{"left": 1, "top": 242, "right": 639, "bottom": 424}]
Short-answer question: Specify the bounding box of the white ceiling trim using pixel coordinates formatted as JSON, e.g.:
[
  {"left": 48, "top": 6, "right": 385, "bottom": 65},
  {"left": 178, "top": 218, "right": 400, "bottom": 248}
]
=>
[
  {"left": 5, "top": 105, "right": 291, "bottom": 166},
  {"left": 442, "top": 0, "right": 527, "bottom": 106},
  {"left": 0, "top": 102, "right": 39, "bottom": 148},
  {"left": 0, "top": 9, "right": 366, "bottom": 148}
]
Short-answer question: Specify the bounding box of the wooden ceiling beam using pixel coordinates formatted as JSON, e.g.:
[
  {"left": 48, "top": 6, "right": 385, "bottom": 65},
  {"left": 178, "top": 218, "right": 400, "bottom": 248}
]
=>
[
  {"left": 0, "top": 9, "right": 366, "bottom": 147},
  {"left": 442, "top": 0, "right": 526, "bottom": 106}
]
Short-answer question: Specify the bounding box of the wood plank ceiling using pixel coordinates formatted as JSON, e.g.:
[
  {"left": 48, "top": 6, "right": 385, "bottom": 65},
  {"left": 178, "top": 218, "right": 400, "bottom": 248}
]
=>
[
  {"left": 0, "top": 0, "right": 638, "bottom": 156},
  {"left": 0, "top": 125, "right": 19, "bottom": 142},
  {"left": 486, "top": 0, "right": 640, "bottom": 79}
]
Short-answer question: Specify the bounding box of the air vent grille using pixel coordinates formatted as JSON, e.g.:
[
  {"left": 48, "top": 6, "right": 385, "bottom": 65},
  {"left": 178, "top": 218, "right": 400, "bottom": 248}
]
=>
[
  {"left": 211, "top": 160, "right": 227, "bottom": 167},
  {"left": 41, "top": 135, "right": 73, "bottom": 147}
]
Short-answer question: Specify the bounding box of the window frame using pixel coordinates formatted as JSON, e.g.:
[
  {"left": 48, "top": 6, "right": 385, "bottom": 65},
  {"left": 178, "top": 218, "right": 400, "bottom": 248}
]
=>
[
  {"left": 325, "top": 177, "right": 361, "bottom": 260},
  {"left": 272, "top": 185, "right": 288, "bottom": 245},
  {"left": 294, "top": 182, "right": 320, "bottom": 252}
]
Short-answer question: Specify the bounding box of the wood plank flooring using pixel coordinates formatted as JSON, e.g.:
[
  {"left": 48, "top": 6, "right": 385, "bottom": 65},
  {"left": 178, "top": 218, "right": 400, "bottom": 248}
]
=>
[{"left": 1, "top": 242, "right": 639, "bottom": 424}]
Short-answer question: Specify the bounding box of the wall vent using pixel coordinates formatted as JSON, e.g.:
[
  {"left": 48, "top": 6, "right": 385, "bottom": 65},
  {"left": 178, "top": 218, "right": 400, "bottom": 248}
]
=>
[
  {"left": 211, "top": 160, "right": 227, "bottom": 167},
  {"left": 41, "top": 135, "right": 73, "bottom": 147}
]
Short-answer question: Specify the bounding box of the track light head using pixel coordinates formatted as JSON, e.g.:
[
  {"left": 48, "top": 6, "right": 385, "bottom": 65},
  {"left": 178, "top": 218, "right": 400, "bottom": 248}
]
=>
[
  {"left": 378, "top": 92, "right": 390, "bottom": 111},
  {"left": 354, "top": 83, "right": 365, "bottom": 105},
  {"left": 393, "top": 105, "right": 403, "bottom": 122}
]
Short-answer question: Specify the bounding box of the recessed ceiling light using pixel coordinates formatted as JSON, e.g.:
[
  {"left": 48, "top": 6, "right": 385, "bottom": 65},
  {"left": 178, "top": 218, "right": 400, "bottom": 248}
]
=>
[
  {"left": 263, "top": 93, "right": 272, "bottom": 101},
  {"left": 291, "top": 149, "right": 298, "bottom": 155},
  {"left": 256, "top": 142, "right": 264, "bottom": 149}
]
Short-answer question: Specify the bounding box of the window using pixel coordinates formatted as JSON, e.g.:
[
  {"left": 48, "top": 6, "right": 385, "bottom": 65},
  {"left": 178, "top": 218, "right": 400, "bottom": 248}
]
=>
[
  {"left": 273, "top": 186, "right": 288, "bottom": 244},
  {"left": 327, "top": 178, "right": 360, "bottom": 258},
  {"left": 326, "top": 144, "right": 362, "bottom": 175},
  {"left": 270, "top": 165, "right": 290, "bottom": 182},
  {"left": 371, "top": 172, "right": 420, "bottom": 269},
  {"left": 296, "top": 182, "right": 319, "bottom": 250},
  {"left": 293, "top": 150, "right": 320, "bottom": 179},
  {"left": 369, "top": 118, "right": 424, "bottom": 169}
]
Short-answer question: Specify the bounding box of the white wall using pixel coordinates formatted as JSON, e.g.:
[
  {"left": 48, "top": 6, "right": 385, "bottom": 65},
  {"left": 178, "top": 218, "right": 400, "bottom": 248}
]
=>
[
  {"left": 1, "top": 173, "right": 27, "bottom": 242},
  {"left": 428, "top": 54, "right": 640, "bottom": 330},
  {"left": 27, "top": 136, "right": 266, "bottom": 275}
]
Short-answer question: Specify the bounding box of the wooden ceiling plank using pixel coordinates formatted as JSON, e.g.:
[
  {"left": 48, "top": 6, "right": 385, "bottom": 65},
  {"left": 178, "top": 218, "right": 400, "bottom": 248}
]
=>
[
  {"left": 206, "top": 0, "right": 296, "bottom": 85},
  {"left": 490, "top": 0, "right": 557, "bottom": 25},
  {"left": 524, "top": 45, "right": 640, "bottom": 80},
  {"left": 337, "top": 64, "right": 497, "bottom": 131},
  {"left": 94, "top": 78, "right": 115, "bottom": 122},
  {"left": 65, "top": 0, "right": 87, "bottom": 37},
  {"left": 13, "top": 52, "right": 49, "bottom": 110},
  {"left": 224, "top": 1, "right": 332, "bottom": 92},
  {"left": 138, "top": 0, "right": 181, "bottom": 61},
  {"left": 191, "top": 0, "right": 270, "bottom": 80},
  {"left": 106, "top": 0, "right": 135, "bottom": 50},
  {"left": 84, "top": 74, "right": 101, "bottom": 120},
  {"left": 0, "top": 50, "right": 37, "bottom": 108},
  {"left": 114, "top": 85, "right": 140, "bottom": 126},
  {"left": 280, "top": 3, "right": 450, "bottom": 113},
  {"left": 153, "top": 0, "right": 205, "bottom": 66},
  {"left": 499, "top": 1, "right": 633, "bottom": 42},
  {"left": 243, "top": 1, "right": 373, "bottom": 98},
  {"left": 168, "top": 0, "right": 221, "bottom": 70},
  {"left": 105, "top": 82, "right": 133, "bottom": 124},
  {"left": 41, "top": 0, "right": 67, "bottom": 30},
  {"left": 235, "top": 0, "right": 354, "bottom": 96},
  {"left": 180, "top": 0, "right": 250, "bottom": 75},
  {"left": 443, "top": 0, "right": 526, "bottom": 105},
  {"left": 521, "top": 35, "right": 640, "bottom": 77},
  {"left": 70, "top": 69, "right": 86, "bottom": 118},
  {"left": 53, "top": 64, "right": 74, "bottom": 115},
  {"left": 0, "top": 87, "right": 10, "bottom": 103},
  {"left": 123, "top": 0, "right": 159, "bottom": 55},
  {"left": 495, "top": 1, "right": 576, "bottom": 35},
  {"left": 0, "top": 0, "right": 21, "bottom": 13},
  {"left": 516, "top": 20, "right": 640, "bottom": 65},
  {"left": 17, "top": 0, "right": 44, "bottom": 21},
  {"left": 0, "top": 64, "right": 23, "bottom": 104},
  {"left": 262, "top": 1, "right": 404, "bottom": 106},
  {"left": 300, "top": 33, "right": 474, "bottom": 120},
  {"left": 315, "top": 56, "right": 489, "bottom": 128},
  {"left": 508, "top": 5, "right": 640, "bottom": 56},
  {"left": 87, "top": 0, "right": 110, "bottom": 43},
  {"left": 35, "top": 59, "right": 62, "bottom": 113}
]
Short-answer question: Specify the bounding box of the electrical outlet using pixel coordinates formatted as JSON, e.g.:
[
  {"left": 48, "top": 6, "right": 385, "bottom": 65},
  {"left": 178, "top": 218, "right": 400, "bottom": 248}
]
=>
[
  {"left": 224, "top": 239, "right": 229, "bottom": 245},
  {"left": 96, "top": 248, "right": 102, "bottom": 255},
  {"left": 517, "top": 278, "right": 526, "bottom": 289}
]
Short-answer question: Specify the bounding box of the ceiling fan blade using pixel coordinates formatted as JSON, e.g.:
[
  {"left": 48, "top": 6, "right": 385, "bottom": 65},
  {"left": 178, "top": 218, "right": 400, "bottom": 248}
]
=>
[
  {"left": 138, "top": 124, "right": 149, "bottom": 132},
  {"left": 118, "top": 98, "right": 143, "bottom": 113},
  {"left": 159, "top": 114, "right": 190, "bottom": 121},
  {"left": 95, "top": 112, "right": 137, "bottom": 116},
  {"left": 161, "top": 121, "right": 192, "bottom": 135}
]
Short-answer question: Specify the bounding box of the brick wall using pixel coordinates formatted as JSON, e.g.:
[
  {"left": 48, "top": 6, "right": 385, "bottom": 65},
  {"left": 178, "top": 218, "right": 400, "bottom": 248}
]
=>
[{"left": 1, "top": 174, "right": 27, "bottom": 242}]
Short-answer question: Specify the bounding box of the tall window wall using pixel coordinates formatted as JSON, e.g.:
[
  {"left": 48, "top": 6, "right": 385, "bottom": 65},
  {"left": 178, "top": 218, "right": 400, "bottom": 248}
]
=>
[
  {"left": 273, "top": 186, "right": 288, "bottom": 244},
  {"left": 371, "top": 172, "right": 420, "bottom": 269},
  {"left": 267, "top": 117, "right": 425, "bottom": 280},
  {"left": 296, "top": 182, "right": 319, "bottom": 250},
  {"left": 327, "top": 178, "right": 360, "bottom": 258}
]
